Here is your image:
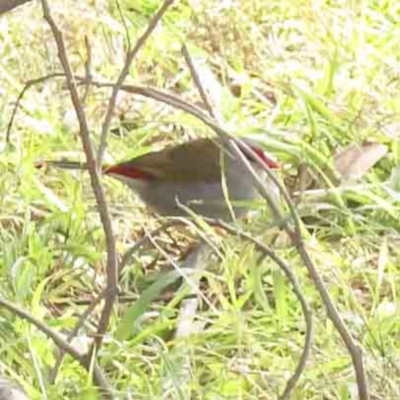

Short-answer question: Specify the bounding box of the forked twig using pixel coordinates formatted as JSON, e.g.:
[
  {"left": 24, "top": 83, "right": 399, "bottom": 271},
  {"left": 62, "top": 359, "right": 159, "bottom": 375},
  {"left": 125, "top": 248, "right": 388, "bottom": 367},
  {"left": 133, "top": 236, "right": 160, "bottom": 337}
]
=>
[{"left": 0, "top": 297, "right": 112, "bottom": 398}]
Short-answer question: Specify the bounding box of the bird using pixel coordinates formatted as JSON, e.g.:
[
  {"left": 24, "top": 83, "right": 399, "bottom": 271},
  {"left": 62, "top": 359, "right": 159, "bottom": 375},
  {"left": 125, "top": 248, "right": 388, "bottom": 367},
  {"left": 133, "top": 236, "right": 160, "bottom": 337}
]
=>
[{"left": 38, "top": 137, "right": 279, "bottom": 221}]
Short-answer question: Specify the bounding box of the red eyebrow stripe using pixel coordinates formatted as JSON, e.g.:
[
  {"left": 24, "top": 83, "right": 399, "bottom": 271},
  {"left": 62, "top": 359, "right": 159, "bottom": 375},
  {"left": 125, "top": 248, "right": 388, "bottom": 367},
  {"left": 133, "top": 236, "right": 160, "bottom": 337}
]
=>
[
  {"left": 103, "top": 164, "right": 154, "bottom": 180},
  {"left": 250, "top": 147, "right": 280, "bottom": 169}
]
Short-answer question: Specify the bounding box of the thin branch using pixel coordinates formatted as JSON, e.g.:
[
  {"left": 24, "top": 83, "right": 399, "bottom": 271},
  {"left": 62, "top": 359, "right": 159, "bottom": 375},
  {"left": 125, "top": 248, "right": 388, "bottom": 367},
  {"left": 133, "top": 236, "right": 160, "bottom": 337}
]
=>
[
  {"left": 49, "top": 292, "right": 105, "bottom": 384},
  {"left": 181, "top": 44, "right": 216, "bottom": 119},
  {"left": 51, "top": 220, "right": 188, "bottom": 383},
  {"left": 6, "top": 72, "right": 66, "bottom": 145},
  {"left": 39, "top": 0, "right": 118, "bottom": 359},
  {"left": 88, "top": 82, "right": 290, "bottom": 220},
  {"left": 85, "top": 82, "right": 285, "bottom": 218},
  {"left": 119, "top": 220, "right": 183, "bottom": 274},
  {"left": 115, "top": 0, "right": 131, "bottom": 49},
  {"left": 145, "top": 227, "right": 216, "bottom": 312},
  {"left": 0, "top": 297, "right": 112, "bottom": 399},
  {"left": 81, "top": 36, "right": 93, "bottom": 104},
  {"left": 293, "top": 242, "right": 369, "bottom": 398},
  {"left": 226, "top": 143, "right": 369, "bottom": 398},
  {"left": 96, "top": 0, "right": 175, "bottom": 163},
  {"left": 202, "top": 219, "right": 313, "bottom": 400}
]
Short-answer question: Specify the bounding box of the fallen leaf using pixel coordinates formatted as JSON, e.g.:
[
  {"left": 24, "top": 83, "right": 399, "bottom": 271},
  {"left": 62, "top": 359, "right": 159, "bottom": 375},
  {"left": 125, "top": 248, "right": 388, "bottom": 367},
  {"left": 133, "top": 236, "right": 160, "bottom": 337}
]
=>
[{"left": 334, "top": 142, "right": 388, "bottom": 181}]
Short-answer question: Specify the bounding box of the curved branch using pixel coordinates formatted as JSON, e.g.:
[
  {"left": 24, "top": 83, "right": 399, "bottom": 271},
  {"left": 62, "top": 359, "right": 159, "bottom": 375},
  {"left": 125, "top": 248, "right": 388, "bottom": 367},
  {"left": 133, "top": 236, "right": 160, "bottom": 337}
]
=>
[
  {"left": 0, "top": 297, "right": 112, "bottom": 399},
  {"left": 198, "top": 219, "right": 313, "bottom": 399}
]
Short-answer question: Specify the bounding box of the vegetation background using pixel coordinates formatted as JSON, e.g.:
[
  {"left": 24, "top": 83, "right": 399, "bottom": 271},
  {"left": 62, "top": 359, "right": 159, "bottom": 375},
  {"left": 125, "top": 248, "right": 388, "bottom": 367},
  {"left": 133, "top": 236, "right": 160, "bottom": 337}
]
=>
[{"left": 0, "top": 0, "right": 399, "bottom": 399}]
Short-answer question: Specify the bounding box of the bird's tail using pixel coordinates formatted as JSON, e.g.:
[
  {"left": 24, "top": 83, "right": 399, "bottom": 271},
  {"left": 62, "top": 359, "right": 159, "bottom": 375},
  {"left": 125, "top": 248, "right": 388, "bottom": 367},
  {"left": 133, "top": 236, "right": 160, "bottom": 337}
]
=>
[
  {"left": 35, "top": 160, "right": 89, "bottom": 170},
  {"left": 36, "top": 160, "right": 117, "bottom": 175}
]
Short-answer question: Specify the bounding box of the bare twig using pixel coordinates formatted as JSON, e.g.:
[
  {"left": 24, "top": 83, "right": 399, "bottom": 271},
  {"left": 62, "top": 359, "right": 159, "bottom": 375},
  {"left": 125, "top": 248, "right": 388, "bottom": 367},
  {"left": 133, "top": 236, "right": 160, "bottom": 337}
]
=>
[
  {"left": 145, "top": 227, "right": 216, "bottom": 311},
  {"left": 49, "top": 293, "right": 105, "bottom": 384},
  {"left": 96, "top": 0, "right": 175, "bottom": 163},
  {"left": 85, "top": 82, "right": 284, "bottom": 216},
  {"left": 181, "top": 44, "right": 216, "bottom": 119},
  {"left": 6, "top": 72, "right": 66, "bottom": 145},
  {"left": 115, "top": 0, "right": 131, "bottom": 49},
  {"left": 204, "top": 219, "right": 313, "bottom": 399},
  {"left": 39, "top": 0, "right": 118, "bottom": 359},
  {"left": 81, "top": 36, "right": 93, "bottom": 103},
  {"left": 293, "top": 241, "right": 369, "bottom": 398},
  {"left": 51, "top": 220, "right": 190, "bottom": 383},
  {"left": 119, "top": 220, "right": 183, "bottom": 274},
  {"left": 172, "top": 197, "right": 309, "bottom": 398},
  {"left": 87, "top": 82, "right": 288, "bottom": 219},
  {"left": 0, "top": 297, "right": 112, "bottom": 399}
]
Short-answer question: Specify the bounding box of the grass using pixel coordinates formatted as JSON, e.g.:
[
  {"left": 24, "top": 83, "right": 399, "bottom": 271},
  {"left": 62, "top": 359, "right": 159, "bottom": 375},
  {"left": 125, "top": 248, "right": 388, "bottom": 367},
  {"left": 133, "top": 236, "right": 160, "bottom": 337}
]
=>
[{"left": 1, "top": 0, "right": 400, "bottom": 398}]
